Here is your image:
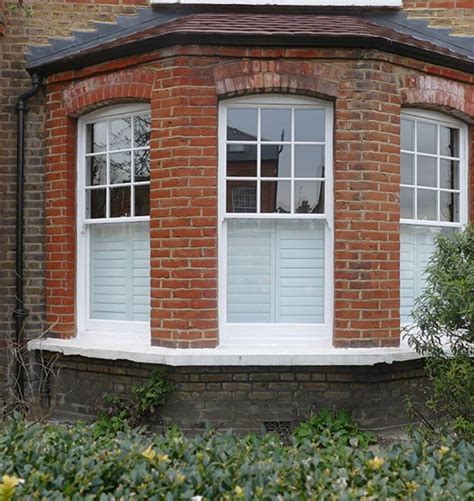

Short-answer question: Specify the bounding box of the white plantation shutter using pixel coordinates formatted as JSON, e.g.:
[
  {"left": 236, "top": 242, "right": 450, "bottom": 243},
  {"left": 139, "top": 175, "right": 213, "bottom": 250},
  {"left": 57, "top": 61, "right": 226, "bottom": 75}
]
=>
[
  {"left": 90, "top": 222, "right": 150, "bottom": 321},
  {"left": 227, "top": 220, "right": 325, "bottom": 324},
  {"left": 400, "top": 225, "right": 455, "bottom": 323}
]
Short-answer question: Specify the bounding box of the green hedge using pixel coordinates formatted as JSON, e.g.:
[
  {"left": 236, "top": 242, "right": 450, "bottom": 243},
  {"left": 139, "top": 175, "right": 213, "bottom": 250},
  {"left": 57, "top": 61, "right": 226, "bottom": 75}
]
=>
[{"left": 0, "top": 418, "right": 472, "bottom": 500}]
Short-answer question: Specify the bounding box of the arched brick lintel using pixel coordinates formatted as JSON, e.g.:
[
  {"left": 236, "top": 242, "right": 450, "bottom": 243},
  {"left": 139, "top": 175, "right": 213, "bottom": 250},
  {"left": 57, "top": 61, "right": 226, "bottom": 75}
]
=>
[
  {"left": 62, "top": 69, "right": 155, "bottom": 117},
  {"left": 213, "top": 60, "right": 340, "bottom": 101},
  {"left": 401, "top": 75, "right": 474, "bottom": 123}
]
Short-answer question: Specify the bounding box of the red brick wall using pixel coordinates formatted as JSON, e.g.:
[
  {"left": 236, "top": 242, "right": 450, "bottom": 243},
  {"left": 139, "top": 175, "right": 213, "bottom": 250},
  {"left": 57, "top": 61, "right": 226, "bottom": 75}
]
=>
[{"left": 44, "top": 46, "right": 474, "bottom": 349}]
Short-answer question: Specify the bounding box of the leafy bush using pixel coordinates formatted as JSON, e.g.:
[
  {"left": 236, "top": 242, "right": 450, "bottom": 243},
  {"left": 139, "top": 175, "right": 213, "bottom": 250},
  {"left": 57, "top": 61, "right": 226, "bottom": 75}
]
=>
[
  {"left": 0, "top": 417, "right": 472, "bottom": 499},
  {"left": 293, "top": 409, "right": 375, "bottom": 448},
  {"left": 405, "top": 224, "right": 474, "bottom": 440},
  {"left": 94, "top": 370, "right": 173, "bottom": 434}
]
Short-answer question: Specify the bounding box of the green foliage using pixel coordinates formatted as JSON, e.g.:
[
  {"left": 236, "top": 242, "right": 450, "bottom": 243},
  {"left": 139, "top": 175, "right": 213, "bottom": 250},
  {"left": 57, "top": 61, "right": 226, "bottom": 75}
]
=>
[
  {"left": 405, "top": 224, "right": 474, "bottom": 440},
  {"left": 94, "top": 370, "right": 173, "bottom": 434},
  {"left": 0, "top": 417, "right": 472, "bottom": 499},
  {"left": 133, "top": 370, "right": 174, "bottom": 417},
  {"left": 293, "top": 409, "right": 375, "bottom": 448}
]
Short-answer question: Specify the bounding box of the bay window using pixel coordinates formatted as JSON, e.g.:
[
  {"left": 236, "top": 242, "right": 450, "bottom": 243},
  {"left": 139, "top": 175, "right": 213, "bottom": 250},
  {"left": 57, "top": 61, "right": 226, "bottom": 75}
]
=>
[
  {"left": 77, "top": 104, "right": 151, "bottom": 335},
  {"left": 400, "top": 110, "right": 468, "bottom": 324},
  {"left": 218, "top": 96, "right": 333, "bottom": 346}
]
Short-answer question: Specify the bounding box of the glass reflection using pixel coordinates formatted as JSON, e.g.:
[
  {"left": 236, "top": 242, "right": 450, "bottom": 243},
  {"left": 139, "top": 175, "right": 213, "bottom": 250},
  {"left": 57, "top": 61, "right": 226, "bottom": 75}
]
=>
[
  {"left": 135, "top": 185, "right": 150, "bottom": 216},
  {"left": 401, "top": 119, "right": 414, "bottom": 151},
  {"left": 417, "top": 122, "right": 437, "bottom": 154},
  {"left": 417, "top": 155, "right": 437, "bottom": 187},
  {"left": 295, "top": 145, "right": 324, "bottom": 178},
  {"left": 294, "top": 181, "right": 324, "bottom": 213},
  {"left": 110, "top": 186, "right": 131, "bottom": 217},
  {"left": 226, "top": 144, "right": 257, "bottom": 177},
  {"left": 417, "top": 189, "right": 437, "bottom": 220},
  {"left": 261, "top": 181, "right": 290, "bottom": 213},
  {"left": 86, "top": 122, "right": 107, "bottom": 153},
  {"left": 261, "top": 108, "right": 291, "bottom": 141},
  {"left": 261, "top": 144, "right": 290, "bottom": 177},
  {"left": 86, "top": 155, "right": 106, "bottom": 186},
  {"left": 110, "top": 152, "right": 131, "bottom": 184},
  {"left": 440, "top": 191, "right": 459, "bottom": 222},
  {"left": 134, "top": 114, "right": 151, "bottom": 147},
  {"left": 400, "top": 187, "right": 414, "bottom": 219},
  {"left": 440, "top": 159, "right": 459, "bottom": 190},
  {"left": 227, "top": 181, "right": 257, "bottom": 213},
  {"left": 401, "top": 153, "right": 414, "bottom": 185},
  {"left": 295, "top": 109, "right": 325, "bottom": 142},
  {"left": 440, "top": 126, "right": 459, "bottom": 158},
  {"left": 109, "top": 118, "right": 131, "bottom": 151},
  {"left": 227, "top": 109, "right": 258, "bottom": 140},
  {"left": 88, "top": 189, "right": 106, "bottom": 219},
  {"left": 134, "top": 150, "right": 150, "bottom": 182}
]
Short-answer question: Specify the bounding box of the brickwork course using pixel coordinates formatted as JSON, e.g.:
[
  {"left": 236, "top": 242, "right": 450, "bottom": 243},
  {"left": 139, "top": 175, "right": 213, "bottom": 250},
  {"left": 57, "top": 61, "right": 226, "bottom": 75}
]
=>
[{"left": 0, "top": 0, "right": 473, "bottom": 427}]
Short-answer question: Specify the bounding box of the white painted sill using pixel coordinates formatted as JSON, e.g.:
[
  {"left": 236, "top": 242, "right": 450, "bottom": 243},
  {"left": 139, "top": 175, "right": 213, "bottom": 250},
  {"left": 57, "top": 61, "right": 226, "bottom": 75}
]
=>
[
  {"left": 150, "top": 1, "right": 402, "bottom": 6},
  {"left": 28, "top": 332, "right": 421, "bottom": 366}
]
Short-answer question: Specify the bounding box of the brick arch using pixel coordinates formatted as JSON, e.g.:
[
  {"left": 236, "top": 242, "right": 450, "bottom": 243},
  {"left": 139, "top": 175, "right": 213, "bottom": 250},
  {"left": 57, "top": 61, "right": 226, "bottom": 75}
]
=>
[
  {"left": 401, "top": 74, "right": 474, "bottom": 123},
  {"left": 213, "top": 60, "right": 341, "bottom": 101},
  {"left": 62, "top": 69, "right": 155, "bottom": 117}
]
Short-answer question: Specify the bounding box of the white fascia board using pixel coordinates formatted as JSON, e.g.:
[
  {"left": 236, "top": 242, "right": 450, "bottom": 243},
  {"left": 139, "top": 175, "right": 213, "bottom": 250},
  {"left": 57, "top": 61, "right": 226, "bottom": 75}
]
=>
[
  {"left": 28, "top": 334, "right": 421, "bottom": 367},
  {"left": 150, "top": 1, "right": 402, "bottom": 6}
]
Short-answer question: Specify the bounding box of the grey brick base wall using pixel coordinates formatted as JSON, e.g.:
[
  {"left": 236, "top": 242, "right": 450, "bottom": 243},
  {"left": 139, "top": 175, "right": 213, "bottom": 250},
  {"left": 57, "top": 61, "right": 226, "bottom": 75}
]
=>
[{"left": 42, "top": 354, "right": 428, "bottom": 433}]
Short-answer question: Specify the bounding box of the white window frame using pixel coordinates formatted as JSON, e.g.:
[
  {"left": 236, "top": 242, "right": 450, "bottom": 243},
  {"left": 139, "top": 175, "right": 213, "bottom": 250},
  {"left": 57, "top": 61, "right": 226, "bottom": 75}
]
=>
[
  {"left": 400, "top": 109, "right": 469, "bottom": 326},
  {"left": 151, "top": 1, "right": 402, "bottom": 6},
  {"left": 218, "top": 95, "right": 334, "bottom": 347},
  {"left": 76, "top": 103, "right": 151, "bottom": 336}
]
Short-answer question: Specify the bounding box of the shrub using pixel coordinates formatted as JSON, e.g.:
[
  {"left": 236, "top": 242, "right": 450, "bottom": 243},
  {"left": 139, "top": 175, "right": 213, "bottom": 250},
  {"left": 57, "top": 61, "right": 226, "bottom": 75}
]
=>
[
  {"left": 405, "top": 224, "right": 474, "bottom": 439},
  {"left": 0, "top": 417, "right": 472, "bottom": 499},
  {"left": 293, "top": 409, "right": 375, "bottom": 448}
]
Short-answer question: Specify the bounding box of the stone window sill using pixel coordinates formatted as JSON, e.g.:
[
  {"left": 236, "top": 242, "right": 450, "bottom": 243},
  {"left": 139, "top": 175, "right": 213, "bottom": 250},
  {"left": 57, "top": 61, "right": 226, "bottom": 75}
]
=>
[{"left": 28, "top": 332, "right": 421, "bottom": 366}]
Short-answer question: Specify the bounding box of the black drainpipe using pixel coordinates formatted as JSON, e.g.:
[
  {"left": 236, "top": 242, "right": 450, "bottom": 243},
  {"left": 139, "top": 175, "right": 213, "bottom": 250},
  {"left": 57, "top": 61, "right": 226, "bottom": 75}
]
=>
[{"left": 14, "top": 72, "right": 42, "bottom": 406}]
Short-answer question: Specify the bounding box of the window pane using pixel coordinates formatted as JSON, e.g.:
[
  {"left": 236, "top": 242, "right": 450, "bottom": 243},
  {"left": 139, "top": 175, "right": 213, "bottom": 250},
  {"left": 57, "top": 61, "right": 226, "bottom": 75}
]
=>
[
  {"left": 294, "top": 145, "right": 324, "bottom": 178},
  {"left": 294, "top": 109, "right": 325, "bottom": 142},
  {"left": 109, "top": 117, "right": 131, "bottom": 151},
  {"left": 400, "top": 225, "right": 455, "bottom": 323},
  {"left": 87, "top": 188, "right": 106, "bottom": 219},
  {"left": 134, "top": 150, "right": 150, "bottom": 182},
  {"left": 261, "top": 108, "right": 291, "bottom": 142},
  {"left": 227, "top": 181, "right": 257, "bottom": 213},
  {"left": 227, "top": 108, "right": 257, "bottom": 140},
  {"left": 401, "top": 119, "right": 414, "bottom": 151},
  {"left": 417, "top": 189, "right": 437, "bottom": 220},
  {"left": 261, "top": 181, "right": 290, "bottom": 213},
  {"left": 440, "top": 191, "right": 459, "bottom": 222},
  {"left": 227, "top": 219, "right": 324, "bottom": 324},
  {"left": 440, "top": 126, "right": 459, "bottom": 158},
  {"left": 417, "top": 122, "right": 437, "bottom": 154},
  {"left": 134, "top": 185, "right": 150, "bottom": 216},
  {"left": 110, "top": 186, "right": 131, "bottom": 217},
  {"left": 400, "top": 187, "right": 414, "bottom": 219},
  {"left": 227, "top": 144, "right": 257, "bottom": 177},
  {"left": 294, "top": 181, "right": 324, "bottom": 213},
  {"left": 417, "top": 155, "right": 437, "bottom": 187},
  {"left": 440, "top": 159, "right": 459, "bottom": 190},
  {"left": 261, "top": 144, "right": 290, "bottom": 177},
  {"left": 86, "top": 121, "right": 107, "bottom": 153},
  {"left": 90, "top": 222, "right": 150, "bottom": 321},
  {"left": 401, "top": 153, "right": 414, "bottom": 185},
  {"left": 134, "top": 115, "right": 151, "bottom": 148},
  {"left": 86, "top": 155, "right": 106, "bottom": 186},
  {"left": 110, "top": 151, "right": 131, "bottom": 184}
]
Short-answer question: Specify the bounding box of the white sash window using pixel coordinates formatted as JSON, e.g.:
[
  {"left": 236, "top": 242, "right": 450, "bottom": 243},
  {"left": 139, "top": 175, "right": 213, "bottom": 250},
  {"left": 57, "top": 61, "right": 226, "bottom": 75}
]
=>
[
  {"left": 400, "top": 110, "right": 468, "bottom": 324},
  {"left": 219, "top": 95, "right": 333, "bottom": 347},
  {"left": 77, "top": 104, "right": 151, "bottom": 335}
]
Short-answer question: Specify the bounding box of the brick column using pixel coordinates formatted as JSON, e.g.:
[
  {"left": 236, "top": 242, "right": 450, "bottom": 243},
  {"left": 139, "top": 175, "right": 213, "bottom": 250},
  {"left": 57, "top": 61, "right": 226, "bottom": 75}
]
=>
[
  {"left": 150, "top": 58, "right": 219, "bottom": 348},
  {"left": 333, "top": 61, "right": 401, "bottom": 347}
]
